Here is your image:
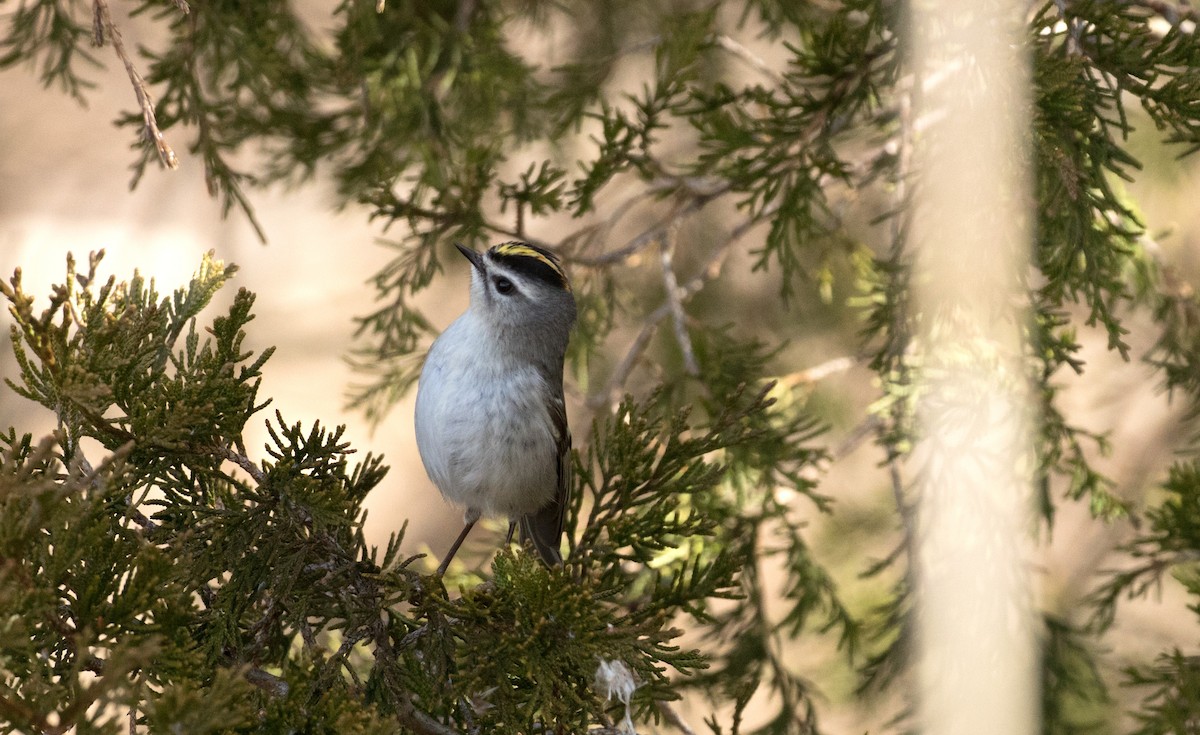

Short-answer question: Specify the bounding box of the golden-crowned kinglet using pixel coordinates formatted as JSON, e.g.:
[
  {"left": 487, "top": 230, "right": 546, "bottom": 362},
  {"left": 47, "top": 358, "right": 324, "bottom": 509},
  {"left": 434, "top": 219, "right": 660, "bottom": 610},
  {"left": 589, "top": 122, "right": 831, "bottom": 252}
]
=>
[{"left": 414, "top": 242, "right": 576, "bottom": 576}]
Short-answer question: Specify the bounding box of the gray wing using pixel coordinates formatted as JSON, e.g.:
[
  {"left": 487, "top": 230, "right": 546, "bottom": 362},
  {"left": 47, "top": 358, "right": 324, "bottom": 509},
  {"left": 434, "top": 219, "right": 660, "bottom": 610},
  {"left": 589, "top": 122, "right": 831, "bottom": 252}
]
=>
[{"left": 520, "top": 391, "right": 570, "bottom": 566}]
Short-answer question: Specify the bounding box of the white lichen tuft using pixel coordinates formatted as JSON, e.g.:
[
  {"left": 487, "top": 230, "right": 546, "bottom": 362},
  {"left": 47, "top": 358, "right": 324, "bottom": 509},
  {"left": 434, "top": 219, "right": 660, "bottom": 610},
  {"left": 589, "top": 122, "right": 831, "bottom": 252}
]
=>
[{"left": 594, "top": 658, "right": 638, "bottom": 735}]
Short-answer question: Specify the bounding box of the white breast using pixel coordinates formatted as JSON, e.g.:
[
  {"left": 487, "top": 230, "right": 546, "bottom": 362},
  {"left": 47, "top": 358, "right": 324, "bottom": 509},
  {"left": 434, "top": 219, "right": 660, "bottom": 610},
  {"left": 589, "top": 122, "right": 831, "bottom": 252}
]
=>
[{"left": 414, "top": 314, "right": 558, "bottom": 519}]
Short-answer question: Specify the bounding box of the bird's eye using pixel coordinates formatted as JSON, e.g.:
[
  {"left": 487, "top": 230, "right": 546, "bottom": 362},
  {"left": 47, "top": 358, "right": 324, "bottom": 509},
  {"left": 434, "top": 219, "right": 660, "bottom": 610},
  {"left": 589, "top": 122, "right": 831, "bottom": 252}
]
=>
[{"left": 493, "top": 277, "right": 515, "bottom": 295}]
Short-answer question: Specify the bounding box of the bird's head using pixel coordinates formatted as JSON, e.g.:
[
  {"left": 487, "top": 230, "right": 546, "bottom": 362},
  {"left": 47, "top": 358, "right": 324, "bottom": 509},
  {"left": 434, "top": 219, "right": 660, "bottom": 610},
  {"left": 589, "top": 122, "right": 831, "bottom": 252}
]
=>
[{"left": 456, "top": 241, "right": 577, "bottom": 350}]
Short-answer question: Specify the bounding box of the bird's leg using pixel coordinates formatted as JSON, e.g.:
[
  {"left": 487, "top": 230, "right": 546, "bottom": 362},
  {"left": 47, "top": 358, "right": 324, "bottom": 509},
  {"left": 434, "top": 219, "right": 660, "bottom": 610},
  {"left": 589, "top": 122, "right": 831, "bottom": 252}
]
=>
[
  {"left": 505, "top": 521, "right": 517, "bottom": 545},
  {"left": 437, "top": 519, "right": 477, "bottom": 577}
]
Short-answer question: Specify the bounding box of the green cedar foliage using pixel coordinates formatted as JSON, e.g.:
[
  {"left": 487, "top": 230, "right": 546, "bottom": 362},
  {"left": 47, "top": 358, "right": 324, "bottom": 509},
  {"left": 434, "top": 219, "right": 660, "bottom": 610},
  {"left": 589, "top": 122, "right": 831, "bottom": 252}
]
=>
[
  {"left": 0, "top": 253, "right": 843, "bottom": 732},
  {"left": 4, "top": 0, "right": 1200, "bottom": 733}
]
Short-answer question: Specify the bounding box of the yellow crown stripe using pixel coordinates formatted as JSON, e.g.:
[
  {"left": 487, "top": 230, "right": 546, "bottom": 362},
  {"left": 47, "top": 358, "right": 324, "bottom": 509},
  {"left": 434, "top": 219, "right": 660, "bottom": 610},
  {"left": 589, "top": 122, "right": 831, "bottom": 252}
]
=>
[{"left": 492, "top": 242, "right": 571, "bottom": 291}]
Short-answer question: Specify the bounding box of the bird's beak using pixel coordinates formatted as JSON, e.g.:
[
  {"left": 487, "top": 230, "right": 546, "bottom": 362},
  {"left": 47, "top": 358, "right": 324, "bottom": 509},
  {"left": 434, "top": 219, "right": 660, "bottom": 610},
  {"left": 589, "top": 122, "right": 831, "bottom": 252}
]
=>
[{"left": 455, "top": 243, "right": 485, "bottom": 275}]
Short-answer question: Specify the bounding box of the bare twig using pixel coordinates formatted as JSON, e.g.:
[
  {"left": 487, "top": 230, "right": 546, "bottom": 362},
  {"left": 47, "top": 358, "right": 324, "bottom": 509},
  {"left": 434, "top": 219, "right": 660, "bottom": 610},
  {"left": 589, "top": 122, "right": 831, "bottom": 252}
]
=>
[
  {"left": 657, "top": 700, "right": 699, "bottom": 735},
  {"left": 92, "top": 2, "right": 104, "bottom": 45},
  {"left": 454, "top": 0, "right": 478, "bottom": 34},
  {"left": 92, "top": 0, "right": 179, "bottom": 170},
  {"left": 571, "top": 182, "right": 731, "bottom": 268},
  {"left": 298, "top": 617, "right": 319, "bottom": 651},
  {"left": 584, "top": 207, "right": 767, "bottom": 410},
  {"left": 886, "top": 448, "right": 905, "bottom": 511},
  {"left": 371, "top": 618, "right": 465, "bottom": 735},
  {"left": 245, "top": 668, "right": 290, "bottom": 697},
  {"left": 886, "top": 443, "right": 917, "bottom": 548},
  {"left": 123, "top": 490, "right": 160, "bottom": 534},
  {"left": 222, "top": 446, "right": 267, "bottom": 485},
  {"left": 713, "top": 34, "right": 787, "bottom": 85},
  {"left": 878, "top": 45, "right": 919, "bottom": 555},
  {"left": 1123, "top": 0, "right": 1198, "bottom": 24},
  {"left": 397, "top": 624, "right": 432, "bottom": 650},
  {"left": 571, "top": 203, "right": 688, "bottom": 267},
  {"left": 777, "top": 356, "right": 858, "bottom": 389},
  {"left": 660, "top": 222, "right": 699, "bottom": 377},
  {"left": 1052, "top": 0, "right": 1083, "bottom": 54},
  {"left": 586, "top": 303, "right": 668, "bottom": 411},
  {"left": 560, "top": 180, "right": 675, "bottom": 260},
  {"left": 310, "top": 627, "right": 371, "bottom": 694},
  {"left": 830, "top": 414, "right": 882, "bottom": 462}
]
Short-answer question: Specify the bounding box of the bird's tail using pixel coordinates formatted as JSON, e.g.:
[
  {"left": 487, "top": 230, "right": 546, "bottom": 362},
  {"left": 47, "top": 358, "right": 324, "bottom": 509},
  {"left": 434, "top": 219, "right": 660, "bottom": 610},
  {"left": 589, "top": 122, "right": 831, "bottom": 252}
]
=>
[{"left": 519, "top": 500, "right": 564, "bottom": 566}]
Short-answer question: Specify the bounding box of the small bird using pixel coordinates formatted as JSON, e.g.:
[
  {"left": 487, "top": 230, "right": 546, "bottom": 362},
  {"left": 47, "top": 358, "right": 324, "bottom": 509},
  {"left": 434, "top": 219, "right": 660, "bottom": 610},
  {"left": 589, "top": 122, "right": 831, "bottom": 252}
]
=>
[{"left": 414, "top": 241, "right": 576, "bottom": 576}]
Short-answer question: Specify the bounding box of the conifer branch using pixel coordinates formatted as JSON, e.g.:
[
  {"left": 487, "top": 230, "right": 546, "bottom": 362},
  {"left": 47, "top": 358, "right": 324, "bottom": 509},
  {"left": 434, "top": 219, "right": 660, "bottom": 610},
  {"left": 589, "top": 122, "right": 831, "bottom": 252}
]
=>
[
  {"left": 91, "top": 0, "right": 178, "bottom": 171},
  {"left": 0, "top": 694, "right": 52, "bottom": 735}
]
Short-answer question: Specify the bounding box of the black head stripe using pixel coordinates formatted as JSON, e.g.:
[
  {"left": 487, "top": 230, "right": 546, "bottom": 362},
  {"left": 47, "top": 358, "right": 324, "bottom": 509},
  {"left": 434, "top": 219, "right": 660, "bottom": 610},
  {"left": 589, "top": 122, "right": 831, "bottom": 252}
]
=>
[{"left": 488, "top": 242, "right": 571, "bottom": 292}]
